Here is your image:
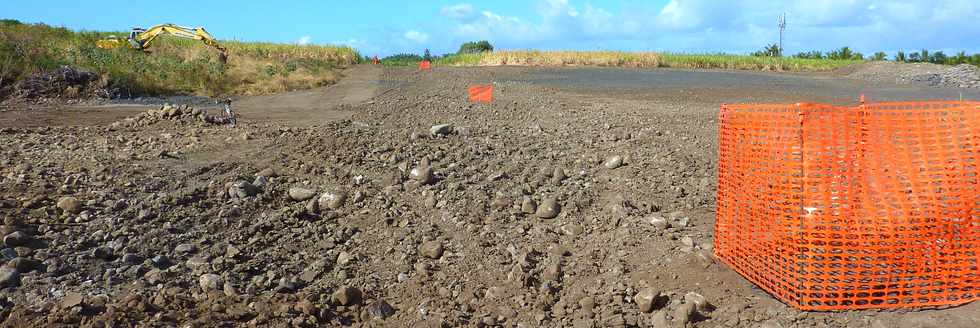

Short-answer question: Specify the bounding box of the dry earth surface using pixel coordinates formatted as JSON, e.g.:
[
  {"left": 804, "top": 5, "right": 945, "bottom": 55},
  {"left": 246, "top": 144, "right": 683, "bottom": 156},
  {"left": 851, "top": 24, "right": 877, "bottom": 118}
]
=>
[{"left": 0, "top": 64, "right": 979, "bottom": 328}]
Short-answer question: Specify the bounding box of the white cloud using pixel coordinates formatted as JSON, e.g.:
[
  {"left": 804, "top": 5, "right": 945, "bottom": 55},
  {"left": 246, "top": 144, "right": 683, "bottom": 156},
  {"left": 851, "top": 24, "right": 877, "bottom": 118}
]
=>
[
  {"left": 441, "top": 3, "right": 475, "bottom": 20},
  {"left": 404, "top": 30, "right": 430, "bottom": 43},
  {"left": 297, "top": 36, "right": 311, "bottom": 45}
]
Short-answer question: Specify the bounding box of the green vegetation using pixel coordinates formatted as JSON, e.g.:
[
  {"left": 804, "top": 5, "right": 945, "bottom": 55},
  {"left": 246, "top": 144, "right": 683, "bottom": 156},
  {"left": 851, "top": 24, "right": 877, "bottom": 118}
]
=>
[
  {"left": 457, "top": 40, "right": 493, "bottom": 54},
  {"left": 0, "top": 19, "right": 359, "bottom": 98},
  {"left": 894, "top": 49, "right": 980, "bottom": 65},
  {"left": 380, "top": 53, "right": 424, "bottom": 67}
]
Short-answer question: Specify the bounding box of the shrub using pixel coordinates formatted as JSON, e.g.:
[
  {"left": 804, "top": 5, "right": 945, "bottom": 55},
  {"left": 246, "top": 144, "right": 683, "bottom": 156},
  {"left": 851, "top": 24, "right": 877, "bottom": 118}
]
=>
[
  {"left": 872, "top": 52, "right": 887, "bottom": 61},
  {"left": 751, "top": 43, "right": 782, "bottom": 57},
  {"left": 895, "top": 51, "right": 906, "bottom": 62},
  {"left": 458, "top": 40, "right": 493, "bottom": 54}
]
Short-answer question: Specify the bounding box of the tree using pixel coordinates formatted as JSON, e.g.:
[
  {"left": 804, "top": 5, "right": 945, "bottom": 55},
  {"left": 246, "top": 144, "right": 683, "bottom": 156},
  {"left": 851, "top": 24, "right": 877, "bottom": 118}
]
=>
[
  {"left": 919, "top": 49, "right": 929, "bottom": 63},
  {"left": 908, "top": 53, "right": 921, "bottom": 62},
  {"left": 929, "top": 51, "right": 947, "bottom": 64},
  {"left": 423, "top": 49, "right": 431, "bottom": 61},
  {"left": 751, "top": 43, "right": 781, "bottom": 57},
  {"left": 872, "top": 52, "right": 887, "bottom": 61},
  {"left": 895, "top": 51, "right": 906, "bottom": 62},
  {"left": 457, "top": 40, "right": 494, "bottom": 54},
  {"left": 828, "top": 47, "right": 855, "bottom": 60}
]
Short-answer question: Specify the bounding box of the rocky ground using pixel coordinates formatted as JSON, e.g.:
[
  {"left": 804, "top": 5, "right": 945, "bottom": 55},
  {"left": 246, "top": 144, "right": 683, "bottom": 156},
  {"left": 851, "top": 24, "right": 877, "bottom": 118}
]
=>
[
  {"left": 0, "top": 66, "right": 978, "bottom": 327},
  {"left": 843, "top": 61, "right": 980, "bottom": 89}
]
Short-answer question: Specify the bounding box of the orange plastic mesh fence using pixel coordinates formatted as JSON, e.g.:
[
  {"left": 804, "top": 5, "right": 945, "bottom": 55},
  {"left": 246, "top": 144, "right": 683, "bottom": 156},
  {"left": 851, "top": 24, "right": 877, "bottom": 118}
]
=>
[{"left": 715, "top": 101, "right": 980, "bottom": 311}]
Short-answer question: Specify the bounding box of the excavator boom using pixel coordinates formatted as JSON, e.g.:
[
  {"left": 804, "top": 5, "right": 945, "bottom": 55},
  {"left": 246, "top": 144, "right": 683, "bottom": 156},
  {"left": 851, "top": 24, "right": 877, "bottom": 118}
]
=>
[{"left": 97, "top": 23, "right": 227, "bottom": 63}]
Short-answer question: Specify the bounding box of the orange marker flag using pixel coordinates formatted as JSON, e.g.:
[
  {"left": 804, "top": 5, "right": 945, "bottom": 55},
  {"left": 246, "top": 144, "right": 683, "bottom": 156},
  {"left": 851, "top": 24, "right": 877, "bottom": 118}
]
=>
[
  {"left": 419, "top": 60, "right": 431, "bottom": 70},
  {"left": 468, "top": 84, "right": 493, "bottom": 103}
]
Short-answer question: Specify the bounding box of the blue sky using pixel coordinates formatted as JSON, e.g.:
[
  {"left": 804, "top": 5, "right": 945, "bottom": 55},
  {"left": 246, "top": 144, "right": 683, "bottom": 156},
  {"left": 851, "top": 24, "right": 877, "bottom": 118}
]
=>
[{"left": 3, "top": 0, "right": 978, "bottom": 56}]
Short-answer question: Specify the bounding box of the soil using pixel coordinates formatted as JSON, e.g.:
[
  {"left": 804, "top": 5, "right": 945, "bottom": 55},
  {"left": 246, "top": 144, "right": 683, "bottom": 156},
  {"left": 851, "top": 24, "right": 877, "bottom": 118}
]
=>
[{"left": 0, "top": 64, "right": 978, "bottom": 328}]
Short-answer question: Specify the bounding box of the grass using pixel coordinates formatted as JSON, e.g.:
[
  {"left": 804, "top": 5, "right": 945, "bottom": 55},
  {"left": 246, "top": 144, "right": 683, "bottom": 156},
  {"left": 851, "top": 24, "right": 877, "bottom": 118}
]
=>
[
  {"left": 0, "top": 20, "right": 360, "bottom": 98},
  {"left": 431, "top": 50, "right": 861, "bottom": 71}
]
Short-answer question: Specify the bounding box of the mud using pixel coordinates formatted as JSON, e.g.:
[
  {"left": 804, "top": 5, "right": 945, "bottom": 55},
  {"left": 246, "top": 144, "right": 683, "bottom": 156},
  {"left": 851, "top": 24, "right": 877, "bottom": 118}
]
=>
[{"left": 0, "top": 65, "right": 977, "bottom": 328}]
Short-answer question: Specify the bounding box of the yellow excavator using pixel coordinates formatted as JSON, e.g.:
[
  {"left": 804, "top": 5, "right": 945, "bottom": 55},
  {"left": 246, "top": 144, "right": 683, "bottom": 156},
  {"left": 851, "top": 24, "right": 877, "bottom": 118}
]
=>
[{"left": 96, "top": 24, "right": 228, "bottom": 63}]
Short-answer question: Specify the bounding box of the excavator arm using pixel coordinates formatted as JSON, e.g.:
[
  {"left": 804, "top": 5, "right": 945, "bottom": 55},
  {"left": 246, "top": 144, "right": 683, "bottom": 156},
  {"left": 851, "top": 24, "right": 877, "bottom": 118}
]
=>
[{"left": 98, "top": 24, "right": 228, "bottom": 63}]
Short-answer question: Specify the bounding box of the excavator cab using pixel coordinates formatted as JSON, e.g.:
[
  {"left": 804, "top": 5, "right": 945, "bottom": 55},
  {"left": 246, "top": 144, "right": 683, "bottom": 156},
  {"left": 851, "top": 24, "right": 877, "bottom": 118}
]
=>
[{"left": 128, "top": 27, "right": 147, "bottom": 50}]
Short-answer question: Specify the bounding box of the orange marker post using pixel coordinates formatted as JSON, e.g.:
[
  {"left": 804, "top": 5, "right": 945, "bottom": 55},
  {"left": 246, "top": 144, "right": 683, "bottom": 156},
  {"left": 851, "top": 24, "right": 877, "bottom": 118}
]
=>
[{"left": 419, "top": 60, "right": 431, "bottom": 71}]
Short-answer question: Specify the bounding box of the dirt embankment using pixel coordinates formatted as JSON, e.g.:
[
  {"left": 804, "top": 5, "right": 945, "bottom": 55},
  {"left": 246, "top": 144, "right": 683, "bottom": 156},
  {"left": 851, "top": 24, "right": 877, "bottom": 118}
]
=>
[
  {"left": 0, "top": 66, "right": 978, "bottom": 328},
  {"left": 840, "top": 61, "right": 980, "bottom": 88}
]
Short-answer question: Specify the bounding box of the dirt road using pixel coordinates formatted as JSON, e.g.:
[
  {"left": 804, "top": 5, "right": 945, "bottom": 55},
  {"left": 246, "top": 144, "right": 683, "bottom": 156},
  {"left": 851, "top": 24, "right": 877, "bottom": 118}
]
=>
[{"left": 0, "top": 65, "right": 977, "bottom": 327}]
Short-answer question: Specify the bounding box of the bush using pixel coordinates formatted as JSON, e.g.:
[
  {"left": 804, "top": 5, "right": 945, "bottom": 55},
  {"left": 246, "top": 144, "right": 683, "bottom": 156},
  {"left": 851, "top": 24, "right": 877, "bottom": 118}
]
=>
[
  {"left": 895, "top": 51, "right": 906, "bottom": 62},
  {"left": 793, "top": 51, "right": 824, "bottom": 59},
  {"left": 457, "top": 40, "right": 493, "bottom": 54},
  {"left": 872, "top": 52, "right": 887, "bottom": 61},
  {"left": 751, "top": 43, "right": 781, "bottom": 57},
  {"left": 827, "top": 47, "right": 862, "bottom": 60}
]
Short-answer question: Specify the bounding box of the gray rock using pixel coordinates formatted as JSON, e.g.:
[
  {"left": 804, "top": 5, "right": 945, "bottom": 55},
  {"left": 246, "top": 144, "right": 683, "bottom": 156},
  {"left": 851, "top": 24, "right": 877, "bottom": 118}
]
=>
[
  {"left": 650, "top": 310, "right": 669, "bottom": 328},
  {"left": 151, "top": 255, "right": 172, "bottom": 268},
  {"left": 174, "top": 243, "right": 197, "bottom": 254},
  {"left": 228, "top": 181, "right": 259, "bottom": 199},
  {"left": 535, "top": 198, "right": 561, "bottom": 219},
  {"left": 0, "top": 248, "right": 16, "bottom": 260},
  {"left": 409, "top": 166, "right": 435, "bottom": 185},
  {"left": 604, "top": 156, "right": 624, "bottom": 169},
  {"left": 57, "top": 196, "right": 83, "bottom": 214},
  {"left": 366, "top": 299, "right": 396, "bottom": 319},
  {"left": 122, "top": 253, "right": 141, "bottom": 264},
  {"left": 199, "top": 274, "right": 222, "bottom": 291},
  {"left": 92, "top": 246, "right": 114, "bottom": 260},
  {"left": 684, "top": 292, "right": 711, "bottom": 313},
  {"left": 680, "top": 236, "right": 695, "bottom": 248},
  {"left": 0, "top": 266, "right": 20, "bottom": 288},
  {"left": 673, "top": 302, "right": 697, "bottom": 327},
  {"left": 318, "top": 190, "right": 348, "bottom": 210},
  {"left": 635, "top": 287, "right": 661, "bottom": 313},
  {"left": 647, "top": 216, "right": 670, "bottom": 230},
  {"left": 288, "top": 187, "right": 317, "bottom": 201},
  {"left": 430, "top": 123, "right": 454, "bottom": 136},
  {"left": 331, "top": 286, "right": 362, "bottom": 305},
  {"left": 6, "top": 257, "right": 40, "bottom": 272},
  {"left": 420, "top": 241, "right": 444, "bottom": 259},
  {"left": 257, "top": 167, "right": 279, "bottom": 177},
  {"left": 3, "top": 231, "right": 28, "bottom": 247},
  {"left": 560, "top": 224, "right": 584, "bottom": 236},
  {"left": 521, "top": 197, "right": 537, "bottom": 214}
]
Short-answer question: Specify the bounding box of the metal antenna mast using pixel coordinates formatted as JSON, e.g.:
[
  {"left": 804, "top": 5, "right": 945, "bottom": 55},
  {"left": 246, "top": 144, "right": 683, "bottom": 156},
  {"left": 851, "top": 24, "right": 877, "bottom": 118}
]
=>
[{"left": 778, "top": 13, "right": 786, "bottom": 55}]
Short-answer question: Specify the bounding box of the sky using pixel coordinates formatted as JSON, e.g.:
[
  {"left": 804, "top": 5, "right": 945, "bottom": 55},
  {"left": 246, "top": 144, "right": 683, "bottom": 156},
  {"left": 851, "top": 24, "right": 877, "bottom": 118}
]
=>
[{"left": 2, "top": 0, "right": 978, "bottom": 57}]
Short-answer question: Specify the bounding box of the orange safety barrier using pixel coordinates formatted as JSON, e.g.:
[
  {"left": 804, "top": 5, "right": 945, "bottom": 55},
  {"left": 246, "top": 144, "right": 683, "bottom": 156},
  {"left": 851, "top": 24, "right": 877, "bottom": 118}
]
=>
[
  {"left": 715, "top": 101, "right": 980, "bottom": 311},
  {"left": 419, "top": 60, "right": 431, "bottom": 70},
  {"left": 468, "top": 84, "right": 493, "bottom": 103}
]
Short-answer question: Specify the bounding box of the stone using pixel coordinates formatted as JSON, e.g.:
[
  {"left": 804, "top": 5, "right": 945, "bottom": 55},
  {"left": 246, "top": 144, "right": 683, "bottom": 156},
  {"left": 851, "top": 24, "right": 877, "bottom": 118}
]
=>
[
  {"left": 6, "top": 257, "right": 40, "bottom": 272},
  {"left": 673, "top": 302, "right": 697, "bottom": 327},
  {"left": 552, "top": 167, "right": 567, "bottom": 184},
  {"left": 0, "top": 266, "right": 19, "bottom": 288},
  {"left": 366, "top": 299, "right": 396, "bottom": 319},
  {"left": 420, "top": 241, "right": 444, "bottom": 259},
  {"left": 151, "top": 255, "right": 172, "bottom": 268},
  {"left": 430, "top": 124, "right": 454, "bottom": 136},
  {"left": 604, "top": 156, "right": 624, "bottom": 169},
  {"left": 57, "top": 196, "right": 83, "bottom": 214},
  {"left": 337, "top": 251, "right": 354, "bottom": 266},
  {"left": 635, "top": 288, "right": 661, "bottom": 313},
  {"left": 257, "top": 167, "right": 278, "bottom": 177},
  {"left": 331, "top": 286, "right": 362, "bottom": 305},
  {"left": 62, "top": 292, "right": 84, "bottom": 308},
  {"left": 199, "top": 274, "right": 223, "bottom": 291},
  {"left": 535, "top": 198, "right": 561, "bottom": 219},
  {"left": 92, "top": 246, "right": 114, "bottom": 260},
  {"left": 122, "top": 253, "right": 141, "bottom": 264},
  {"left": 175, "top": 243, "right": 197, "bottom": 254},
  {"left": 647, "top": 216, "right": 670, "bottom": 230},
  {"left": 560, "top": 224, "right": 584, "bottom": 236},
  {"left": 3, "top": 231, "right": 28, "bottom": 247},
  {"left": 680, "top": 236, "right": 695, "bottom": 248},
  {"left": 683, "top": 292, "right": 711, "bottom": 313},
  {"left": 0, "top": 248, "right": 16, "bottom": 260},
  {"left": 228, "top": 181, "right": 259, "bottom": 199},
  {"left": 409, "top": 166, "right": 435, "bottom": 185},
  {"left": 521, "top": 197, "right": 537, "bottom": 214},
  {"left": 318, "top": 190, "right": 348, "bottom": 210},
  {"left": 650, "top": 310, "right": 669, "bottom": 328},
  {"left": 288, "top": 187, "right": 317, "bottom": 201}
]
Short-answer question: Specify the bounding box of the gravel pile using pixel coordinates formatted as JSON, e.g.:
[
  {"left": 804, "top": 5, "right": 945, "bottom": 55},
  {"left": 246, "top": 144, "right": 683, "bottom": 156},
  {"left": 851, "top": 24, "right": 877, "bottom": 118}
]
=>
[{"left": 845, "top": 61, "right": 980, "bottom": 88}]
